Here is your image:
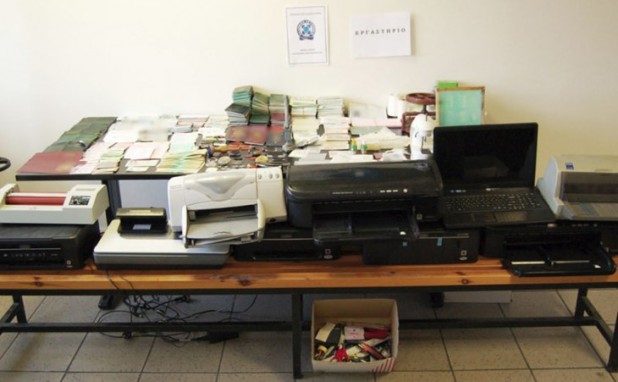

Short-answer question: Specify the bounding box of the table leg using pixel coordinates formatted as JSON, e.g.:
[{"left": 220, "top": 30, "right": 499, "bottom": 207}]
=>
[
  {"left": 607, "top": 309, "right": 618, "bottom": 371},
  {"left": 574, "top": 288, "right": 588, "bottom": 318},
  {"left": 292, "top": 293, "right": 303, "bottom": 379},
  {"left": 5, "top": 294, "right": 28, "bottom": 324},
  {"left": 100, "top": 179, "right": 122, "bottom": 309},
  {"left": 102, "top": 178, "right": 122, "bottom": 221}
]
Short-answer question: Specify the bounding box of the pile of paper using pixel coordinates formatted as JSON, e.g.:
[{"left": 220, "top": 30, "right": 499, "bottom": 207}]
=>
[
  {"left": 198, "top": 114, "right": 229, "bottom": 138},
  {"left": 104, "top": 115, "right": 175, "bottom": 143},
  {"left": 95, "top": 142, "right": 130, "bottom": 174},
  {"left": 175, "top": 114, "right": 209, "bottom": 132},
  {"left": 291, "top": 96, "right": 318, "bottom": 118},
  {"left": 291, "top": 117, "right": 320, "bottom": 143},
  {"left": 169, "top": 132, "right": 200, "bottom": 153},
  {"left": 156, "top": 149, "right": 205, "bottom": 173},
  {"left": 321, "top": 116, "right": 350, "bottom": 150},
  {"left": 317, "top": 97, "right": 345, "bottom": 118}
]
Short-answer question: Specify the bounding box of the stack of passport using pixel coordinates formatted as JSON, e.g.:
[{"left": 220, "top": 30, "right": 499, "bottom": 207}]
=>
[
  {"left": 250, "top": 92, "right": 270, "bottom": 125},
  {"left": 225, "top": 103, "right": 251, "bottom": 126},
  {"left": 232, "top": 85, "right": 253, "bottom": 107},
  {"left": 269, "top": 94, "right": 289, "bottom": 128}
]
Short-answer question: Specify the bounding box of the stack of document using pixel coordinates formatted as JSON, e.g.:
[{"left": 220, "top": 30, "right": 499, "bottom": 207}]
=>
[
  {"left": 198, "top": 114, "right": 229, "bottom": 138},
  {"left": 317, "top": 97, "right": 344, "bottom": 118},
  {"left": 225, "top": 103, "right": 251, "bottom": 126},
  {"left": 250, "top": 92, "right": 270, "bottom": 125},
  {"left": 269, "top": 94, "right": 289, "bottom": 128},
  {"left": 232, "top": 85, "right": 253, "bottom": 107},
  {"left": 175, "top": 114, "right": 209, "bottom": 132},
  {"left": 291, "top": 96, "right": 318, "bottom": 118},
  {"left": 350, "top": 117, "right": 403, "bottom": 135},
  {"left": 291, "top": 117, "right": 320, "bottom": 143},
  {"left": 95, "top": 142, "right": 131, "bottom": 174},
  {"left": 169, "top": 132, "right": 200, "bottom": 153},
  {"left": 321, "top": 116, "right": 350, "bottom": 151},
  {"left": 104, "top": 116, "right": 174, "bottom": 144},
  {"left": 156, "top": 149, "right": 205, "bottom": 173}
]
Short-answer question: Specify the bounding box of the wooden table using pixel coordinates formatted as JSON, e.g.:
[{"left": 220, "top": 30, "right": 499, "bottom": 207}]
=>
[{"left": 2, "top": 255, "right": 618, "bottom": 378}]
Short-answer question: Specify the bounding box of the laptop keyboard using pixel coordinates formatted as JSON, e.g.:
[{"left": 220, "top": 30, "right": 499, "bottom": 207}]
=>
[{"left": 443, "top": 192, "right": 544, "bottom": 213}]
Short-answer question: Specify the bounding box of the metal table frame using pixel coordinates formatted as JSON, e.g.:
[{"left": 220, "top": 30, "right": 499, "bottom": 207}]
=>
[{"left": 2, "top": 283, "right": 618, "bottom": 379}]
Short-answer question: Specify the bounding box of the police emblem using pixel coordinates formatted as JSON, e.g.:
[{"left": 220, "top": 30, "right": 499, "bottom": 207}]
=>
[{"left": 297, "top": 19, "right": 316, "bottom": 40}]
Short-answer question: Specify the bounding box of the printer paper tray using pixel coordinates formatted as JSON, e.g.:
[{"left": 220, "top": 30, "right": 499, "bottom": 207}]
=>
[
  {"left": 502, "top": 245, "right": 616, "bottom": 277},
  {"left": 313, "top": 210, "right": 418, "bottom": 243}
]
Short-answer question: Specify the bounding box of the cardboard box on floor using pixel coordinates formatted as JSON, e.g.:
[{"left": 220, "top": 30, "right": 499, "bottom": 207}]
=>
[{"left": 311, "top": 299, "right": 399, "bottom": 373}]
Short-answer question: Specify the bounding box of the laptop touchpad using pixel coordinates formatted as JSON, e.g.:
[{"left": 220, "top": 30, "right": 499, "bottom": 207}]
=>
[
  {"left": 473, "top": 213, "right": 496, "bottom": 223},
  {"left": 495, "top": 211, "right": 528, "bottom": 223}
]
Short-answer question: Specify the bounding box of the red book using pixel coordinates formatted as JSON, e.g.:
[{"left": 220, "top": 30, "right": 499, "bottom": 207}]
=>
[{"left": 17, "top": 151, "right": 83, "bottom": 175}]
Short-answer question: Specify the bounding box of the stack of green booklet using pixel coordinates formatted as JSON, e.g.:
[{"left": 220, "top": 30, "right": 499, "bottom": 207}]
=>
[
  {"left": 232, "top": 85, "right": 253, "bottom": 107},
  {"left": 45, "top": 117, "right": 116, "bottom": 152},
  {"left": 250, "top": 92, "right": 270, "bottom": 124}
]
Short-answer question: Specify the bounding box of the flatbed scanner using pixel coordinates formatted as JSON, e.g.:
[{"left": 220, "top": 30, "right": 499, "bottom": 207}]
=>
[{"left": 93, "top": 219, "right": 229, "bottom": 269}]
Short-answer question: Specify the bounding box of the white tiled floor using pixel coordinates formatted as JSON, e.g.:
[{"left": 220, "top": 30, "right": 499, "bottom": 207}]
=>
[{"left": 0, "top": 290, "right": 617, "bottom": 382}]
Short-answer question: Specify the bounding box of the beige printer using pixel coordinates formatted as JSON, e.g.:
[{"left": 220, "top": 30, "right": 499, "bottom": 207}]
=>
[
  {"left": 537, "top": 155, "right": 618, "bottom": 220},
  {"left": 167, "top": 167, "right": 287, "bottom": 247}
]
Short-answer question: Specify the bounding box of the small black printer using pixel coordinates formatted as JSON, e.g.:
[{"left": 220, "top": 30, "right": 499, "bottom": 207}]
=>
[
  {"left": 0, "top": 223, "right": 99, "bottom": 269},
  {"left": 284, "top": 160, "right": 443, "bottom": 229}
]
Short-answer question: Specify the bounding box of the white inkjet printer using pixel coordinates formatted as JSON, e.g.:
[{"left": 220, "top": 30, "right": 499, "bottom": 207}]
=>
[
  {"left": 0, "top": 183, "right": 109, "bottom": 225},
  {"left": 537, "top": 155, "right": 618, "bottom": 220},
  {"left": 167, "top": 167, "right": 286, "bottom": 247}
]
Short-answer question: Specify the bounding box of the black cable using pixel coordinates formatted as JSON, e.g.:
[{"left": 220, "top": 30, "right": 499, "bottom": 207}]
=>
[
  {"left": 0, "top": 157, "right": 10, "bottom": 173},
  {"left": 95, "top": 277, "right": 261, "bottom": 343}
]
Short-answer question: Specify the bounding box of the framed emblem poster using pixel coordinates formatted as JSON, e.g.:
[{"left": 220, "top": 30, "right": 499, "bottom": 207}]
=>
[{"left": 286, "top": 6, "right": 329, "bottom": 65}]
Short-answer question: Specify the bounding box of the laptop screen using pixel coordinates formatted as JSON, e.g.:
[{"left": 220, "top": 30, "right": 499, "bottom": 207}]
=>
[{"left": 433, "top": 123, "right": 538, "bottom": 191}]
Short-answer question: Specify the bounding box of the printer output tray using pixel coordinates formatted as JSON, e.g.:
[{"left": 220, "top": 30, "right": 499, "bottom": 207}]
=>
[{"left": 502, "top": 244, "right": 616, "bottom": 277}]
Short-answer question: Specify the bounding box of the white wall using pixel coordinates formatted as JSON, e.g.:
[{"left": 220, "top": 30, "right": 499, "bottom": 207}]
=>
[{"left": 1, "top": 0, "right": 617, "bottom": 203}]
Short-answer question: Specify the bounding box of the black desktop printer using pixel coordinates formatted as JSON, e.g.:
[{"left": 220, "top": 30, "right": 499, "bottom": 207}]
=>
[
  {"left": 283, "top": 160, "right": 480, "bottom": 265},
  {"left": 285, "top": 160, "right": 442, "bottom": 228}
]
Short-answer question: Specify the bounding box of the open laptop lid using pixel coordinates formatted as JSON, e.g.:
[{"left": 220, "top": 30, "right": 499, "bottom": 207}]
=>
[{"left": 433, "top": 123, "right": 538, "bottom": 192}]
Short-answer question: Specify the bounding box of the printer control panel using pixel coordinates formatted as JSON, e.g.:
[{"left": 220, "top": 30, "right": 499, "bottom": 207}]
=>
[
  {"left": 331, "top": 188, "right": 409, "bottom": 197},
  {"left": 256, "top": 168, "right": 282, "bottom": 182},
  {"left": 69, "top": 195, "right": 91, "bottom": 206},
  {"left": 0, "top": 247, "right": 63, "bottom": 264}
]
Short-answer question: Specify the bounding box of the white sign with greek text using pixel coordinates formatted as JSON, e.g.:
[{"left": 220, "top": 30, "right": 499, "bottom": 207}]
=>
[{"left": 350, "top": 12, "right": 411, "bottom": 58}]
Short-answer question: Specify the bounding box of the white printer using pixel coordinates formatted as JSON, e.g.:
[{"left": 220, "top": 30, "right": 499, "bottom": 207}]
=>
[
  {"left": 167, "top": 167, "right": 287, "bottom": 247},
  {"left": 537, "top": 155, "right": 618, "bottom": 220}
]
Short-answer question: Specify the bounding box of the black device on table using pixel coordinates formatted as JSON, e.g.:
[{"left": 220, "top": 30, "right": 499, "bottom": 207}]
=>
[{"left": 433, "top": 123, "right": 556, "bottom": 229}]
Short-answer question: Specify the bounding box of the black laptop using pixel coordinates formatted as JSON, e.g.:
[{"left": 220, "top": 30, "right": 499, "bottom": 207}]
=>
[{"left": 433, "top": 122, "right": 556, "bottom": 229}]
